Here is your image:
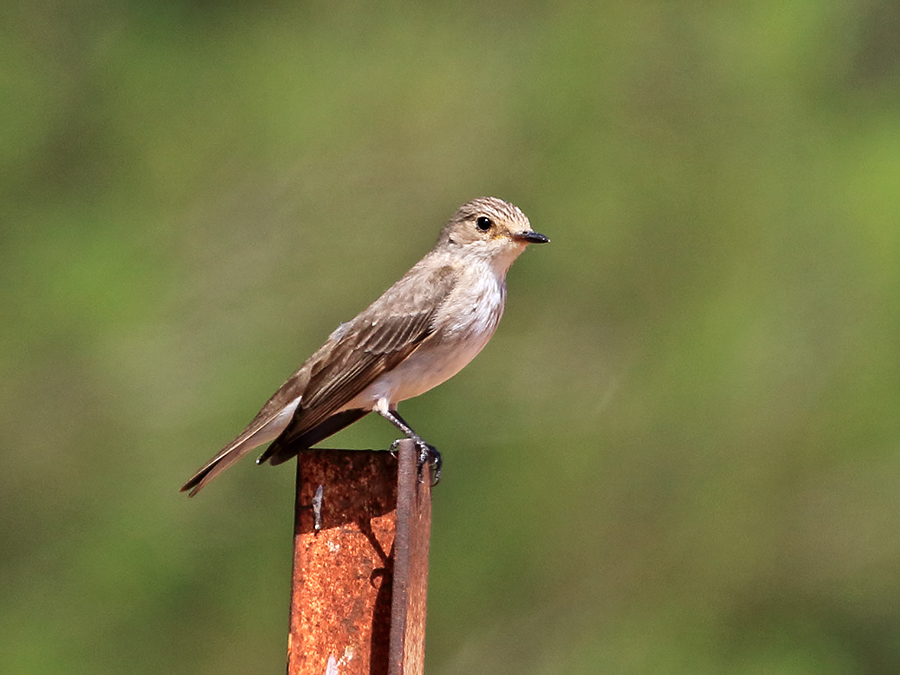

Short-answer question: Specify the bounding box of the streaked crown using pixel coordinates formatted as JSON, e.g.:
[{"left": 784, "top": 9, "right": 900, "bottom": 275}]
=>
[{"left": 437, "top": 197, "right": 540, "bottom": 247}]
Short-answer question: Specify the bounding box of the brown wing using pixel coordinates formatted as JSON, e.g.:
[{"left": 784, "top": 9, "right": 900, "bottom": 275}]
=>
[
  {"left": 182, "top": 256, "right": 459, "bottom": 496},
  {"left": 257, "top": 262, "right": 458, "bottom": 461}
]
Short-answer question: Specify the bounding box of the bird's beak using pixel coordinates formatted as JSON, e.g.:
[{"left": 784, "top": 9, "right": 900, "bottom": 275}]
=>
[{"left": 513, "top": 230, "right": 550, "bottom": 244}]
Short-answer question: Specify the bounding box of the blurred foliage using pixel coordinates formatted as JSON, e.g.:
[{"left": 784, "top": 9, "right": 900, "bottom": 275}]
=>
[{"left": 2, "top": 0, "right": 900, "bottom": 673}]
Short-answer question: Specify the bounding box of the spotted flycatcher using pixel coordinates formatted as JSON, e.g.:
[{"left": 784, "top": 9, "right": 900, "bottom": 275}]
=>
[{"left": 181, "top": 196, "right": 549, "bottom": 495}]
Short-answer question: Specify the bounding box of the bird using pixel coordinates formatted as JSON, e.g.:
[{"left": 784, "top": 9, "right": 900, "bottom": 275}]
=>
[{"left": 181, "top": 196, "right": 549, "bottom": 495}]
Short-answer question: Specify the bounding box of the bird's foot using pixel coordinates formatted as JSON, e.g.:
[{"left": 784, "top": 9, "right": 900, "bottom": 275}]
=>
[
  {"left": 416, "top": 440, "right": 441, "bottom": 486},
  {"left": 390, "top": 437, "right": 441, "bottom": 485}
]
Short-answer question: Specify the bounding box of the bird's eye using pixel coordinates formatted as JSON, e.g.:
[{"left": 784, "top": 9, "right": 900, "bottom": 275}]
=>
[{"left": 475, "top": 216, "right": 493, "bottom": 231}]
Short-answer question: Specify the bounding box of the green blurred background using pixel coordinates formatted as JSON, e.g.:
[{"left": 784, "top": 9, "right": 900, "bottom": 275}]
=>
[{"left": 3, "top": 1, "right": 900, "bottom": 673}]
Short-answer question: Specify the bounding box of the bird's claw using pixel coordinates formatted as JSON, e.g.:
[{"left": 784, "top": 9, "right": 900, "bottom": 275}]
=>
[
  {"left": 416, "top": 441, "right": 441, "bottom": 486},
  {"left": 390, "top": 437, "right": 441, "bottom": 485}
]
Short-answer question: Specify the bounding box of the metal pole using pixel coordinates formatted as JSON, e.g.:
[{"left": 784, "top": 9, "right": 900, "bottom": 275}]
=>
[
  {"left": 387, "top": 440, "right": 432, "bottom": 675},
  {"left": 287, "top": 441, "right": 431, "bottom": 675}
]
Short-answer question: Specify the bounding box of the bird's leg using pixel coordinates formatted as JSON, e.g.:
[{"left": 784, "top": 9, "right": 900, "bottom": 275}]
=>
[{"left": 381, "top": 408, "right": 442, "bottom": 485}]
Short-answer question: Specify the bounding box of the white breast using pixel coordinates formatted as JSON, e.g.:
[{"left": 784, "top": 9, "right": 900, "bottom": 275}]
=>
[{"left": 345, "top": 262, "right": 507, "bottom": 409}]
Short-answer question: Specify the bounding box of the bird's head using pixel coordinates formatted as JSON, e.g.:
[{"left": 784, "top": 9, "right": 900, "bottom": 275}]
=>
[{"left": 438, "top": 197, "right": 549, "bottom": 272}]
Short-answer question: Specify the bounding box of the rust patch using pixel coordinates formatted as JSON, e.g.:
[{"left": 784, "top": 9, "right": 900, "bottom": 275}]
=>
[{"left": 288, "top": 450, "right": 398, "bottom": 675}]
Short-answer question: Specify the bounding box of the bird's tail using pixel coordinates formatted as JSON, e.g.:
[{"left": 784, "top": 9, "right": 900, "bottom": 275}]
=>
[
  {"left": 181, "top": 399, "right": 300, "bottom": 496},
  {"left": 180, "top": 443, "right": 252, "bottom": 496}
]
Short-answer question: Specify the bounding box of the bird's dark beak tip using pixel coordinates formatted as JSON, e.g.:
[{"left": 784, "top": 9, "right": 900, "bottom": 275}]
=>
[{"left": 517, "top": 231, "right": 550, "bottom": 244}]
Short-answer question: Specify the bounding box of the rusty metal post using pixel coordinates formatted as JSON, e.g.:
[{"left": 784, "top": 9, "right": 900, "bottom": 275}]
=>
[
  {"left": 287, "top": 440, "right": 432, "bottom": 675},
  {"left": 387, "top": 441, "right": 432, "bottom": 675}
]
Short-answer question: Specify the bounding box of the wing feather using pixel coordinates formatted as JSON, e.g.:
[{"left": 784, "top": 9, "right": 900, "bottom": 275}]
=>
[
  {"left": 262, "top": 263, "right": 458, "bottom": 454},
  {"left": 183, "top": 261, "right": 459, "bottom": 492}
]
